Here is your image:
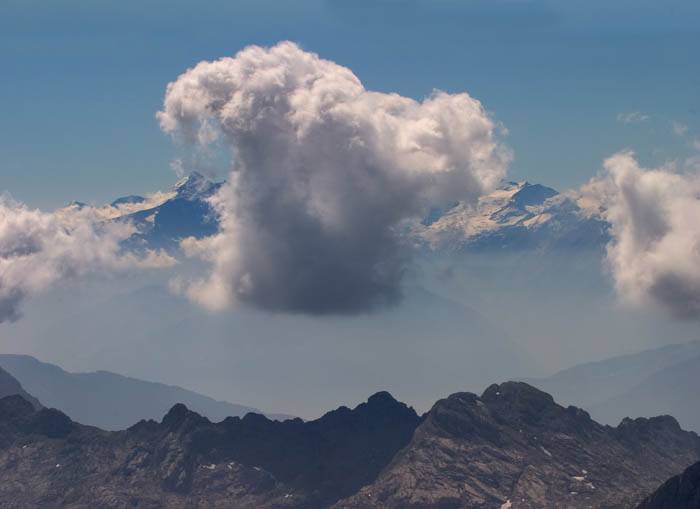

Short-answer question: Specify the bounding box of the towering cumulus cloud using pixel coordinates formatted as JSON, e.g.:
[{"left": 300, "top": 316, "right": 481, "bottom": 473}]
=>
[
  {"left": 0, "top": 197, "right": 175, "bottom": 323},
  {"left": 604, "top": 151, "right": 700, "bottom": 318},
  {"left": 158, "top": 42, "right": 510, "bottom": 314}
]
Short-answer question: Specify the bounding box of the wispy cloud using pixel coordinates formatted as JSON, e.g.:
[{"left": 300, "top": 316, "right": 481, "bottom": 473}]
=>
[
  {"left": 672, "top": 121, "right": 689, "bottom": 136},
  {"left": 158, "top": 41, "right": 511, "bottom": 315},
  {"left": 616, "top": 111, "right": 649, "bottom": 124}
]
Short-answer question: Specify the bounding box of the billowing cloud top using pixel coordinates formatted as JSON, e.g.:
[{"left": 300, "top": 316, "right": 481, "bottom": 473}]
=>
[
  {"left": 157, "top": 42, "right": 510, "bottom": 314},
  {"left": 603, "top": 151, "right": 700, "bottom": 319},
  {"left": 0, "top": 197, "right": 175, "bottom": 323}
]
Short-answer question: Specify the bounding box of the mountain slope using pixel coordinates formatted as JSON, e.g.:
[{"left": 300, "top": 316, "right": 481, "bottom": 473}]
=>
[
  {"left": 590, "top": 353, "right": 700, "bottom": 433},
  {"left": 524, "top": 340, "right": 700, "bottom": 431},
  {"left": 0, "top": 366, "right": 41, "bottom": 410},
  {"left": 121, "top": 171, "right": 221, "bottom": 250},
  {"left": 0, "top": 355, "right": 289, "bottom": 430},
  {"left": 636, "top": 460, "right": 700, "bottom": 509},
  {"left": 336, "top": 382, "right": 700, "bottom": 509},
  {"left": 0, "top": 391, "right": 420, "bottom": 508}
]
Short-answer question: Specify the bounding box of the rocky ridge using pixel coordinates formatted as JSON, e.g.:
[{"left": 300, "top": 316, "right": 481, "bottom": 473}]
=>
[
  {"left": 0, "top": 382, "right": 698, "bottom": 508},
  {"left": 335, "top": 382, "right": 700, "bottom": 509},
  {"left": 0, "top": 391, "right": 419, "bottom": 508}
]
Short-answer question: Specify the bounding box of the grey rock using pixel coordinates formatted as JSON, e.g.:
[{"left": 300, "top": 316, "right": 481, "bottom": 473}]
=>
[{"left": 335, "top": 382, "right": 700, "bottom": 509}]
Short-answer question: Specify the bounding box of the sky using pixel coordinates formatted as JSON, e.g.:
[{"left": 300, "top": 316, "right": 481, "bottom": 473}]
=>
[
  {"left": 1, "top": 1, "right": 700, "bottom": 418},
  {"left": 2, "top": 0, "right": 699, "bottom": 209}
]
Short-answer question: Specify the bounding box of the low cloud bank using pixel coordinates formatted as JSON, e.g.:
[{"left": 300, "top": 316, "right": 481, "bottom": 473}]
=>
[
  {"left": 158, "top": 41, "right": 510, "bottom": 314},
  {"left": 0, "top": 197, "right": 175, "bottom": 323}
]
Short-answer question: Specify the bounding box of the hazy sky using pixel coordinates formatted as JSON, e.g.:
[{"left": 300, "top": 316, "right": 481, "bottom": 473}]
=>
[{"left": 2, "top": 0, "right": 699, "bottom": 209}]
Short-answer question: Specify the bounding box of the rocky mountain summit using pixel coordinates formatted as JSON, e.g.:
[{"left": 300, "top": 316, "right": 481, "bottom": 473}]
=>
[
  {"left": 0, "top": 382, "right": 697, "bottom": 508},
  {"left": 336, "top": 382, "right": 700, "bottom": 509}
]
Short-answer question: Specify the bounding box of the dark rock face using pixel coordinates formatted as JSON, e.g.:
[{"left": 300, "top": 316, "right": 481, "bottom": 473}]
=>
[
  {"left": 336, "top": 382, "right": 700, "bottom": 509},
  {"left": 0, "top": 391, "right": 420, "bottom": 508},
  {"left": 636, "top": 460, "right": 700, "bottom": 509},
  {"left": 0, "top": 383, "right": 698, "bottom": 508}
]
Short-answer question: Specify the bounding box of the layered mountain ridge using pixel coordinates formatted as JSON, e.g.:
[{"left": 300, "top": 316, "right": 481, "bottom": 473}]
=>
[
  {"left": 0, "top": 366, "right": 41, "bottom": 410},
  {"left": 0, "top": 354, "right": 292, "bottom": 430},
  {"left": 524, "top": 340, "right": 700, "bottom": 432},
  {"left": 0, "top": 382, "right": 697, "bottom": 508}
]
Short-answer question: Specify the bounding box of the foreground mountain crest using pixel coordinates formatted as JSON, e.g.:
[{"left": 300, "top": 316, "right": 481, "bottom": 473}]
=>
[
  {"left": 337, "top": 382, "right": 700, "bottom": 509},
  {"left": 0, "top": 382, "right": 697, "bottom": 508}
]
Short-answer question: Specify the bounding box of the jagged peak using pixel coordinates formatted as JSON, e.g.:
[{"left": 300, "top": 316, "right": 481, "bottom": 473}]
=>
[
  {"left": 161, "top": 402, "right": 209, "bottom": 430},
  {"left": 617, "top": 414, "right": 682, "bottom": 434},
  {"left": 173, "top": 171, "right": 220, "bottom": 200}
]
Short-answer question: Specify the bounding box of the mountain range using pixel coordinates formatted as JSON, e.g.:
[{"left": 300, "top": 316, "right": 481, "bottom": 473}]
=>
[
  {"left": 410, "top": 180, "right": 609, "bottom": 252},
  {"left": 69, "top": 172, "right": 610, "bottom": 254},
  {"left": 0, "top": 381, "right": 697, "bottom": 508},
  {"left": 0, "top": 355, "right": 292, "bottom": 430}
]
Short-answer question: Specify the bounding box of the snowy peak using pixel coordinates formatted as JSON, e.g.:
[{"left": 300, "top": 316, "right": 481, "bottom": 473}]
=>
[
  {"left": 508, "top": 182, "right": 558, "bottom": 209},
  {"left": 173, "top": 171, "right": 219, "bottom": 199},
  {"left": 414, "top": 180, "right": 609, "bottom": 251}
]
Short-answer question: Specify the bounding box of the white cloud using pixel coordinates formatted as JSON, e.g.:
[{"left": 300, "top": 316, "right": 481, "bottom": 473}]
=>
[
  {"left": 0, "top": 196, "right": 176, "bottom": 323},
  {"left": 56, "top": 191, "right": 175, "bottom": 222},
  {"left": 157, "top": 42, "right": 510, "bottom": 314},
  {"left": 602, "top": 151, "right": 700, "bottom": 318},
  {"left": 672, "top": 121, "right": 689, "bottom": 136},
  {"left": 616, "top": 112, "right": 649, "bottom": 124}
]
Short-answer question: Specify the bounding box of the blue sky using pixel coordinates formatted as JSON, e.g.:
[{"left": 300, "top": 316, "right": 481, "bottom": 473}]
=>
[{"left": 2, "top": 0, "right": 699, "bottom": 209}]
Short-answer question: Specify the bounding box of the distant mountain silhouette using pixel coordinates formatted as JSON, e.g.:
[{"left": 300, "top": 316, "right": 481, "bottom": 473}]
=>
[
  {"left": 0, "top": 382, "right": 697, "bottom": 508},
  {"left": 0, "top": 355, "right": 292, "bottom": 430},
  {"left": 524, "top": 340, "right": 700, "bottom": 432}
]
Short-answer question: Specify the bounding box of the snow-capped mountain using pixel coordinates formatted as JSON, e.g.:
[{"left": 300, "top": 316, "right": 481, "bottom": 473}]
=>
[
  {"left": 74, "top": 174, "right": 609, "bottom": 253},
  {"left": 113, "top": 171, "right": 222, "bottom": 250},
  {"left": 411, "top": 181, "right": 610, "bottom": 252}
]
